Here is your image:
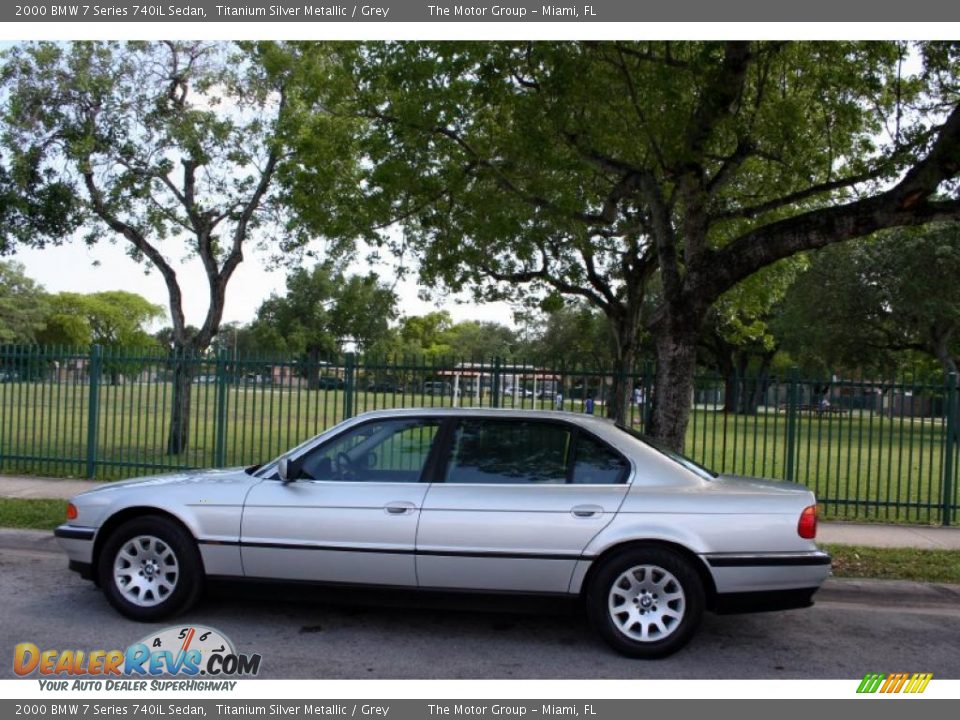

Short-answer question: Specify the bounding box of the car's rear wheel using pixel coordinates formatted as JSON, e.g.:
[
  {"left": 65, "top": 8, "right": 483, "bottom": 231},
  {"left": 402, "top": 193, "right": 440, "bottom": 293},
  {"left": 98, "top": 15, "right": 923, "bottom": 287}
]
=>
[
  {"left": 587, "top": 546, "right": 704, "bottom": 658},
  {"left": 98, "top": 516, "right": 202, "bottom": 621}
]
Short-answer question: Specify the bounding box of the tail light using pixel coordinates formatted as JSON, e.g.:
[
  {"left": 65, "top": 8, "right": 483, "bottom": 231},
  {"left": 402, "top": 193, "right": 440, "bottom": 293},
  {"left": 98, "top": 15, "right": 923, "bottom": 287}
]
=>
[
  {"left": 66, "top": 503, "right": 78, "bottom": 520},
  {"left": 798, "top": 505, "right": 817, "bottom": 539}
]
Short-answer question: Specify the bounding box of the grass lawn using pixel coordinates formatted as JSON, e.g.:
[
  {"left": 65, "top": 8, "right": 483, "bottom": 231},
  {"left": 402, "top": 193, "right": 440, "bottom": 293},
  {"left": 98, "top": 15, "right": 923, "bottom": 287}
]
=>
[
  {"left": 1, "top": 379, "right": 958, "bottom": 523},
  {"left": 0, "top": 498, "right": 67, "bottom": 530},
  {"left": 823, "top": 543, "right": 960, "bottom": 584}
]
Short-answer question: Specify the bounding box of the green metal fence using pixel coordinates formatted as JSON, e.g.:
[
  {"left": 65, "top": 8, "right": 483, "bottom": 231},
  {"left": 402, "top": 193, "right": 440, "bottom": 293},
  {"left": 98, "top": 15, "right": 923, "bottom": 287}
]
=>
[{"left": 1, "top": 344, "right": 957, "bottom": 524}]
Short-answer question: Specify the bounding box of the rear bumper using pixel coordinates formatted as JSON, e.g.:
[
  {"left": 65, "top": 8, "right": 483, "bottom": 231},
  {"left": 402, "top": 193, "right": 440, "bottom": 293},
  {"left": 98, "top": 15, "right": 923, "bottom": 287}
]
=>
[
  {"left": 702, "top": 550, "right": 831, "bottom": 594},
  {"left": 713, "top": 587, "right": 819, "bottom": 614}
]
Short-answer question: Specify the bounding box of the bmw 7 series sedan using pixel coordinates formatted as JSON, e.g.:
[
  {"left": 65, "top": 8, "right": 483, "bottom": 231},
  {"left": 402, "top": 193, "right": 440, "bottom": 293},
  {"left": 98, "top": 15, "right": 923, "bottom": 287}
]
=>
[{"left": 56, "top": 408, "right": 830, "bottom": 658}]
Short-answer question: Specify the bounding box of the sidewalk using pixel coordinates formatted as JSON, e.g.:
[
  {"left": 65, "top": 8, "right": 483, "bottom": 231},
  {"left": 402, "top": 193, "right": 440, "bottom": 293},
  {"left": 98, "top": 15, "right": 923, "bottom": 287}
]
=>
[{"left": 3, "top": 474, "right": 960, "bottom": 550}]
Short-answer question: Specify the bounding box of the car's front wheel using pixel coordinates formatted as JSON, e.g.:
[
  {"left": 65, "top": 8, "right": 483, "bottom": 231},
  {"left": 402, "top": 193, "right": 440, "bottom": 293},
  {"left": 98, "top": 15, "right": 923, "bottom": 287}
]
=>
[
  {"left": 587, "top": 545, "right": 704, "bottom": 658},
  {"left": 98, "top": 516, "right": 203, "bottom": 621}
]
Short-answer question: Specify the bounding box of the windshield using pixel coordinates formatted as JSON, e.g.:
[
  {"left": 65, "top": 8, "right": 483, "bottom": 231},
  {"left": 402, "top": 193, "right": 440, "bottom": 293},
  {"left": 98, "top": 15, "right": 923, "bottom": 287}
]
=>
[{"left": 615, "top": 425, "right": 718, "bottom": 481}]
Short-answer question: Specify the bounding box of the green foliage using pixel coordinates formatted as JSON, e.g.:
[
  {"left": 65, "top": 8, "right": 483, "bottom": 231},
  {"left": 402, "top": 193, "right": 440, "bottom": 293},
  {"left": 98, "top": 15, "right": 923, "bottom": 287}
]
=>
[
  {"left": 776, "top": 224, "right": 960, "bottom": 376},
  {"left": 281, "top": 41, "right": 960, "bottom": 439},
  {"left": 37, "top": 291, "right": 164, "bottom": 350},
  {"left": 520, "top": 303, "right": 618, "bottom": 370},
  {"left": 708, "top": 258, "right": 806, "bottom": 353},
  {"left": 393, "top": 311, "right": 454, "bottom": 357},
  {"left": 250, "top": 261, "right": 398, "bottom": 356},
  {"left": 285, "top": 42, "right": 946, "bottom": 304},
  {"left": 441, "top": 320, "right": 519, "bottom": 360},
  {"left": 0, "top": 260, "right": 49, "bottom": 344},
  {"left": 0, "top": 41, "right": 355, "bottom": 355}
]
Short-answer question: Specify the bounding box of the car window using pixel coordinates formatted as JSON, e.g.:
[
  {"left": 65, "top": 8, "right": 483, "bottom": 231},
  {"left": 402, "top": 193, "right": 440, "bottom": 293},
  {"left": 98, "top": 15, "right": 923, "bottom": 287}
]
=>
[
  {"left": 572, "top": 433, "right": 629, "bottom": 484},
  {"left": 297, "top": 419, "right": 440, "bottom": 482},
  {"left": 615, "top": 424, "right": 718, "bottom": 480},
  {"left": 445, "top": 419, "right": 571, "bottom": 485}
]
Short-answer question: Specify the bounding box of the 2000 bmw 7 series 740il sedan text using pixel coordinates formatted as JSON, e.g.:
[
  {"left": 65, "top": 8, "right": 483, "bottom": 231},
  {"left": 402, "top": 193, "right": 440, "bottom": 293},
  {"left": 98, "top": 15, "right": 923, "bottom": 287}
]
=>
[{"left": 56, "top": 408, "right": 831, "bottom": 658}]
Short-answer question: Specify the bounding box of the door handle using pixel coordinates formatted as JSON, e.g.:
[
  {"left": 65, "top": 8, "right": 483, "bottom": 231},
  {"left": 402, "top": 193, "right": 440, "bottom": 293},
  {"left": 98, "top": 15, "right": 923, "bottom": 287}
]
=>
[
  {"left": 571, "top": 504, "right": 604, "bottom": 518},
  {"left": 385, "top": 501, "right": 417, "bottom": 515}
]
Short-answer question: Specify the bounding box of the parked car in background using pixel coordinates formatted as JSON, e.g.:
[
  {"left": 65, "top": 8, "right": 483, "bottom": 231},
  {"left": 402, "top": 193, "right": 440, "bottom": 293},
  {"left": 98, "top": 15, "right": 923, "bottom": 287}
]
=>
[
  {"left": 421, "top": 381, "right": 452, "bottom": 396},
  {"left": 367, "top": 380, "right": 404, "bottom": 393},
  {"left": 55, "top": 408, "right": 829, "bottom": 659},
  {"left": 316, "top": 375, "right": 344, "bottom": 390}
]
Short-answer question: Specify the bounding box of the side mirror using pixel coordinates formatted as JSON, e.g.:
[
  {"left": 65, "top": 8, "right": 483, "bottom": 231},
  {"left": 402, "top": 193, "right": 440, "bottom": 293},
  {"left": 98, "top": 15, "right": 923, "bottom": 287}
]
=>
[{"left": 278, "top": 457, "right": 296, "bottom": 483}]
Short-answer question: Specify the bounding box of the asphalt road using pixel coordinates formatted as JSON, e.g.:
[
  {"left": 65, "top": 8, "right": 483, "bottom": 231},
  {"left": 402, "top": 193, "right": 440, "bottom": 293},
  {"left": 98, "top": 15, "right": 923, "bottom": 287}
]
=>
[{"left": 3, "top": 531, "right": 960, "bottom": 680}]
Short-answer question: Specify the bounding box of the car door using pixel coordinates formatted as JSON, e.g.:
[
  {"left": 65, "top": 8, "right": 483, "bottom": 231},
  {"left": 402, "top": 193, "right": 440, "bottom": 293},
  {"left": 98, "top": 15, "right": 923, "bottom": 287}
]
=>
[
  {"left": 241, "top": 417, "right": 441, "bottom": 586},
  {"left": 415, "top": 417, "right": 631, "bottom": 593}
]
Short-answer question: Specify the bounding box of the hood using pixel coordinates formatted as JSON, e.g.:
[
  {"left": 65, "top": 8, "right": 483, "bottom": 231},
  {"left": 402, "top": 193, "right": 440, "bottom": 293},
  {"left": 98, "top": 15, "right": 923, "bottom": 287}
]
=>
[{"left": 75, "top": 467, "right": 256, "bottom": 497}]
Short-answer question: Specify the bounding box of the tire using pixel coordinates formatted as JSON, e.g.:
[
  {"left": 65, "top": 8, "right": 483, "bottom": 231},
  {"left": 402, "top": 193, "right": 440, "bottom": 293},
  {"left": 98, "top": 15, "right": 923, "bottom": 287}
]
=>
[
  {"left": 98, "top": 515, "right": 203, "bottom": 621},
  {"left": 586, "top": 545, "right": 704, "bottom": 659}
]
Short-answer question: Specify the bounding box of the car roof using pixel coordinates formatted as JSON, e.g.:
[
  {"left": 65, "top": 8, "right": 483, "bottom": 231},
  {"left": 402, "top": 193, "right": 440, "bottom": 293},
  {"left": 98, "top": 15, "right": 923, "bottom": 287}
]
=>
[{"left": 353, "top": 406, "right": 619, "bottom": 430}]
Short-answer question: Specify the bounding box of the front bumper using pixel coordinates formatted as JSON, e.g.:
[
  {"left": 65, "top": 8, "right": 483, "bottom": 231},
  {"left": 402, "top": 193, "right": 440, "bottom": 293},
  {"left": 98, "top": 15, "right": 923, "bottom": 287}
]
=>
[{"left": 54, "top": 524, "right": 96, "bottom": 577}]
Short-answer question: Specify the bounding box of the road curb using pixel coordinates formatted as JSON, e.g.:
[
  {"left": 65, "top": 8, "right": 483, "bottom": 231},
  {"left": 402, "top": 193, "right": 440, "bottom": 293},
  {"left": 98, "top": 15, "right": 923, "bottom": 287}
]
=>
[
  {"left": 0, "top": 527, "right": 61, "bottom": 554},
  {"left": 817, "top": 576, "right": 960, "bottom": 608}
]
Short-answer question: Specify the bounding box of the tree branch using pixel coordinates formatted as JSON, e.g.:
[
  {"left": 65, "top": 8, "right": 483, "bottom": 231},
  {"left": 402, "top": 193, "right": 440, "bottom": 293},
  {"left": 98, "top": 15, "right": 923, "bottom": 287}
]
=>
[
  {"left": 710, "top": 168, "right": 883, "bottom": 221},
  {"left": 680, "top": 41, "right": 752, "bottom": 176},
  {"left": 81, "top": 168, "right": 187, "bottom": 343}
]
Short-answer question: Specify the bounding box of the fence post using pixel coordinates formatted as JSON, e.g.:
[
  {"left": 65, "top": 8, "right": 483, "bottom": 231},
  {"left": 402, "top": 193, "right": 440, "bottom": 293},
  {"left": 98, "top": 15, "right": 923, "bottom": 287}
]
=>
[
  {"left": 343, "top": 352, "right": 356, "bottom": 419},
  {"left": 491, "top": 356, "right": 502, "bottom": 409},
  {"left": 213, "top": 348, "right": 229, "bottom": 468},
  {"left": 943, "top": 373, "right": 958, "bottom": 526},
  {"left": 784, "top": 367, "right": 800, "bottom": 483},
  {"left": 642, "top": 361, "right": 654, "bottom": 431},
  {"left": 85, "top": 344, "right": 102, "bottom": 479}
]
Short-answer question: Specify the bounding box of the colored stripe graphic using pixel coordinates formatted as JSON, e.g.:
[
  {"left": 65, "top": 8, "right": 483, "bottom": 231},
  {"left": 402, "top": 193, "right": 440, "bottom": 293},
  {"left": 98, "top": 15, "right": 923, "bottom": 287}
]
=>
[{"left": 857, "top": 673, "right": 932, "bottom": 694}]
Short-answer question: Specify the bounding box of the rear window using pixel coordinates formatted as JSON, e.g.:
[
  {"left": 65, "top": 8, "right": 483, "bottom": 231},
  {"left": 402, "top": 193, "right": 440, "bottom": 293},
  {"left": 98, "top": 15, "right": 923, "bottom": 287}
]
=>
[{"left": 615, "top": 425, "right": 718, "bottom": 481}]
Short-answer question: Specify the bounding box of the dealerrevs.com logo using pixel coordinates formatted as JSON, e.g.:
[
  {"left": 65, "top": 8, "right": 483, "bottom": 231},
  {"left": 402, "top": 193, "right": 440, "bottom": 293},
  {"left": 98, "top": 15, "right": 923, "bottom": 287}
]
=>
[{"left": 14, "top": 625, "right": 261, "bottom": 691}]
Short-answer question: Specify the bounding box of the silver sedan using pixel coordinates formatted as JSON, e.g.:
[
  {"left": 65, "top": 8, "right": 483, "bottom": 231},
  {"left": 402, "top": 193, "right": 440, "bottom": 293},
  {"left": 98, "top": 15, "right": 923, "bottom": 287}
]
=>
[{"left": 55, "top": 408, "right": 830, "bottom": 658}]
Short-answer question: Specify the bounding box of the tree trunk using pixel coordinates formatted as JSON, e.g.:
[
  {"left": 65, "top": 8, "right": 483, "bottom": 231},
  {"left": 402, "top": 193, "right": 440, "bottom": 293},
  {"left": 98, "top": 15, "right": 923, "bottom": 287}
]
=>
[
  {"left": 166, "top": 354, "right": 193, "bottom": 455},
  {"left": 606, "top": 344, "right": 636, "bottom": 425},
  {"left": 722, "top": 373, "right": 737, "bottom": 414},
  {"left": 604, "top": 308, "right": 644, "bottom": 425},
  {"left": 306, "top": 345, "right": 322, "bottom": 390},
  {"left": 931, "top": 329, "right": 959, "bottom": 377},
  {"left": 743, "top": 354, "right": 773, "bottom": 415},
  {"left": 649, "top": 326, "right": 700, "bottom": 452},
  {"left": 732, "top": 352, "right": 750, "bottom": 414}
]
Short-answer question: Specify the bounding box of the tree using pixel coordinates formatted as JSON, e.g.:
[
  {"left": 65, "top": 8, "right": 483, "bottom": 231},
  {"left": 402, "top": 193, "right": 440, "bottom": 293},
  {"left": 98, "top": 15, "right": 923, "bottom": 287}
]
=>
[
  {"left": 0, "top": 41, "right": 321, "bottom": 453},
  {"left": 395, "top": 311, "right": 455, "bottom": 357},
  {"left": 251, "top": 261, "right": 398, "bottom": 383},
  {"left": 327, "top": 272, "right": 400, "bottom": 352},
  {"left": 38, "top": 291, "right": 164, "bottom": 348},
  {"left": 776, "top": 223, "right": 960, "bottom": 377},
  {"left": 520, "top": 303, "right": 619, "bottom": 371},
  {"left": 699, "top": 259, "right": 804, "bottom": 413},
  {"left": 442, "top": 320, "right": 519, "bottom": 360},
  {"left": 0, "top": 260, "right": 48, "bottom": 344},
  {"left": 37, "top": 290, "right": 164, "bottom": 383},
  {"left": 288, "top": 41, "right": 960, "bottom": 450}
]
